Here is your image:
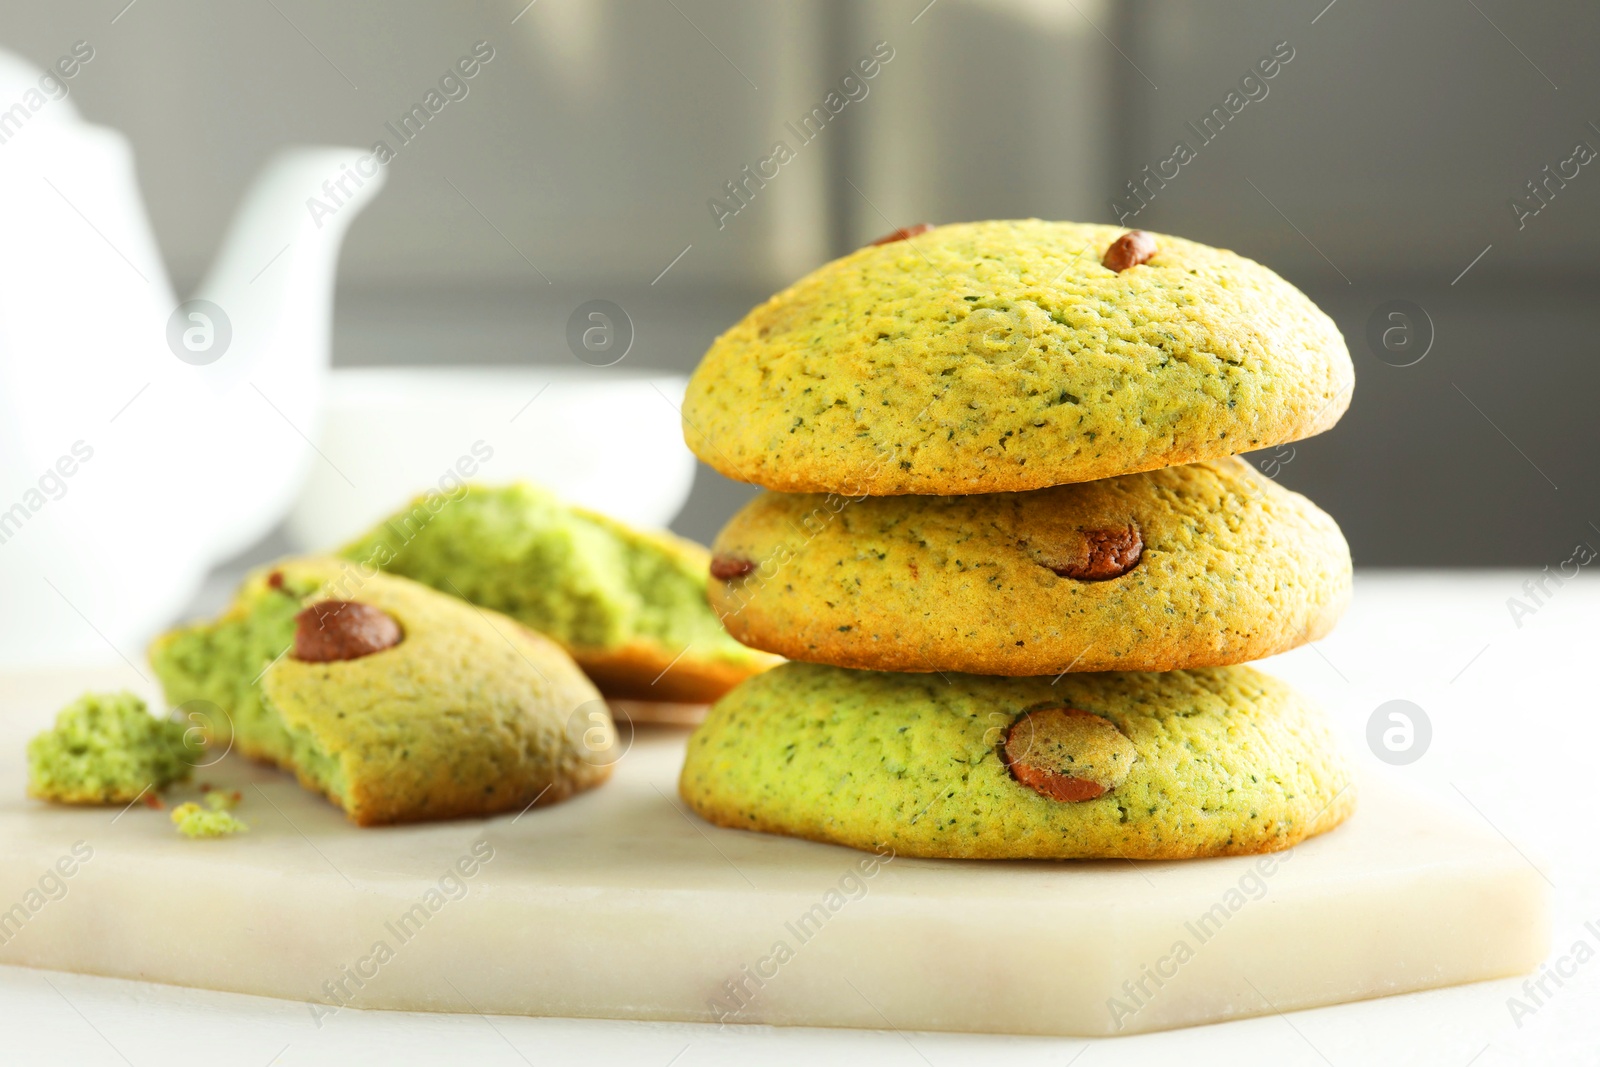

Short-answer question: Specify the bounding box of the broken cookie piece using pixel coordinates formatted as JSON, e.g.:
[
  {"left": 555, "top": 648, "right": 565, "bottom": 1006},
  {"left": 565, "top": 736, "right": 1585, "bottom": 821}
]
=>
[
  {"left": 337, "top": 483, "right": 780, "bottom": 703},
  {"left": 27, "top": 691, "right": 199, "bottom": 805},
  {"left": 149, "top": 557, "right": 617, "bottom": 826}
]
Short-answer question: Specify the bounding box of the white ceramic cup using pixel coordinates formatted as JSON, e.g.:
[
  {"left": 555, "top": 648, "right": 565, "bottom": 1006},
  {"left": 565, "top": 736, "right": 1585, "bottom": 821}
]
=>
[{"left": 284, "top": 366, "right": 697, "bottom": 552}]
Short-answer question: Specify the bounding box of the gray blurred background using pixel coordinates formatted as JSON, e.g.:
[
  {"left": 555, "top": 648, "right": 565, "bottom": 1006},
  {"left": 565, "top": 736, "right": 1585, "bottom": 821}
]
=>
[{"left": 8, "top": 0, "right": 1598, "bottom": 564}]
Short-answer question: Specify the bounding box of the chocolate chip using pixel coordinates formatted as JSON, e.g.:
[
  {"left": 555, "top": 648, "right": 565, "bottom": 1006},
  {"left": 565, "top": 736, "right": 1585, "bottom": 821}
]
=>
[
  {"left": 1001, "top": 706, "right": 1137, "bottom": 803},
  {"left": 1011, "top": 761, "right": 1107, "bottom": 802},
  {"left": 266, "top": 571, "right": 284, "bottom": 590},
  {"left": 1102, "top": 230, "right": 1158, "bottom": 272},
  {"left": 869, "top": 223, "right": 934, "bottom": 247},
  {"left": 710, "top": 555, "right": 756, "bottom": 581},
  {"left": 292, "top": 601, "right": 403, "bottom": 663},
  {"left": 1046, "top": 525, "right": 1143, "bottom": 581}
]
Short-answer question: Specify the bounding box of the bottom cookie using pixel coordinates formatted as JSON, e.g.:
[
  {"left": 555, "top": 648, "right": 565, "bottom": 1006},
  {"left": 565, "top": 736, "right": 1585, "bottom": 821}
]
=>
[{"left": 679, "top": 662, "right": 1354, "bottom": 860}]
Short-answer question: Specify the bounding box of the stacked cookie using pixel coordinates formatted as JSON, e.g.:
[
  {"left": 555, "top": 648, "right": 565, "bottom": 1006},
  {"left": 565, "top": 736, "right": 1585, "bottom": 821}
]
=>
[{"left": 678, "top": 220, "right": 1357, "bottom": 860}]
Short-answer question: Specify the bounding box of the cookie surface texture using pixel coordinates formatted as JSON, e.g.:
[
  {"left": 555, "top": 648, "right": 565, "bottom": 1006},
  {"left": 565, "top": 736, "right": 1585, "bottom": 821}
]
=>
[
  {"left": 679, "top": 662, "right": 1354, "bottom": 860},
  {"left": 683, "top": 219, "right": 1352, "bottom": 494},
  {"left": 710, "top": 458, "right": 1351, "bottom": 675}
]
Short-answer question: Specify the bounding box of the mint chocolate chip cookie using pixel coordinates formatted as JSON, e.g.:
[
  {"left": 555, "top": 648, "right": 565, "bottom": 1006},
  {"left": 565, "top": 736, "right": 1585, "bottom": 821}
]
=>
[
  {"left": 150, "top": 558, "right": 614, "bottom": 826},
  {"left": 683, "top": 219, "right": 1352, "bottom": 495},
  {"left": 710, "top": 458, "right": 1349, "bottom": 675},
  {"left": 680, "top": 662, "right": 1354, "bottom": 860}
]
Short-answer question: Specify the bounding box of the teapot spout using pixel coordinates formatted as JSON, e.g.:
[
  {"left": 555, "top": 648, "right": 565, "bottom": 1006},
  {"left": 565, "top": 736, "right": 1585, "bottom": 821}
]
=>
[
  {"left": 203, "top": 147, "right": 385, "bottom": 303},
  {"left": 190, "top": 147, "right": 386, "bottom": 560}
]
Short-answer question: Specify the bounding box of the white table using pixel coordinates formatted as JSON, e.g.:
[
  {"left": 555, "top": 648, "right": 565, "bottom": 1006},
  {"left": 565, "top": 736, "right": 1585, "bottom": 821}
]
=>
[{"left": 2, "top": 571, "right": 1595, "bottom": 1065}]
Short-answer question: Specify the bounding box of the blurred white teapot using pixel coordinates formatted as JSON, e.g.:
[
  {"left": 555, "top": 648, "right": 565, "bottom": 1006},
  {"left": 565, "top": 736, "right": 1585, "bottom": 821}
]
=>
[{"left": 0, "top": 47, "right": 384, "bottom": 668}]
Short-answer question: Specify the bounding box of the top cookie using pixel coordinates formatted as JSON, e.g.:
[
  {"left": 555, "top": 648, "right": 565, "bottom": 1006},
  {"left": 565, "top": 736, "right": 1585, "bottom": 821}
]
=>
[{"left": 683, "top": 220, "right": 1352, "bottom": 495}]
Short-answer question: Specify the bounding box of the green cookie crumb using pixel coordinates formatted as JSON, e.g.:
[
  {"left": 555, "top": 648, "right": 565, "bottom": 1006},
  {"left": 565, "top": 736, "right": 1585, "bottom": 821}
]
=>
[
  {"left": 171, "top": 801, "right": 248, "bottom": 838},
  {"left": 27, "top": 691, "right": 199, "bottom": 805},
  {"left": 203, "top": 789, "right": 242, "bottom": 811}
]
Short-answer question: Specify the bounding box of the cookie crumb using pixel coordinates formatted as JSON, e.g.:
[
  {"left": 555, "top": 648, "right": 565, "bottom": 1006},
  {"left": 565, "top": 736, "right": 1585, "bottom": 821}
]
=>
[
  {"left": 204, "top": 790, "right": 242, "bottom": 812},
  {"left": 171, "top": 802, "right": 248, "bottom": 839}
]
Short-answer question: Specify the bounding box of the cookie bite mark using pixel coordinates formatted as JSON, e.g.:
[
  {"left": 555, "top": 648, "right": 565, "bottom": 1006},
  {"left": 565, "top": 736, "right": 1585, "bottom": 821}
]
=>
[
  {"left": 1102, "top": 229, "right": 1158, "bottom": 272},
  {"left": 710, "top": 555, "right": 756, "bottom": 581},
  {"left": 1045, "top": 525, "right": 1143, "bottom": 581},
  {"left": 292, "top": 601, "right": 403, "bottom": 663},
  {"left": 1001, "top": 705, "right": 1138, "bottom": 802},
  {"left": 869, "top": 222, "right": 934, "bottom": 246}
]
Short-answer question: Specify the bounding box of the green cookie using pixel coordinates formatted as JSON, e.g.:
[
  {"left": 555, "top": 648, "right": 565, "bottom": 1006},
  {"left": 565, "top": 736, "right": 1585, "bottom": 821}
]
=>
[
  {"left": 149, "top": 557, "right": 614, "bottom": 826},
  {"left": 680, "top": 662, "right": 1354, "bottom": 860}
]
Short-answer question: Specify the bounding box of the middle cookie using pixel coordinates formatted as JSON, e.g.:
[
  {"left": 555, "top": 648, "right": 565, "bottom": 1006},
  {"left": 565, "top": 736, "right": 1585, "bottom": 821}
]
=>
[{"left": 710, "top": 457, "right": 1350, "bottom": 675}]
